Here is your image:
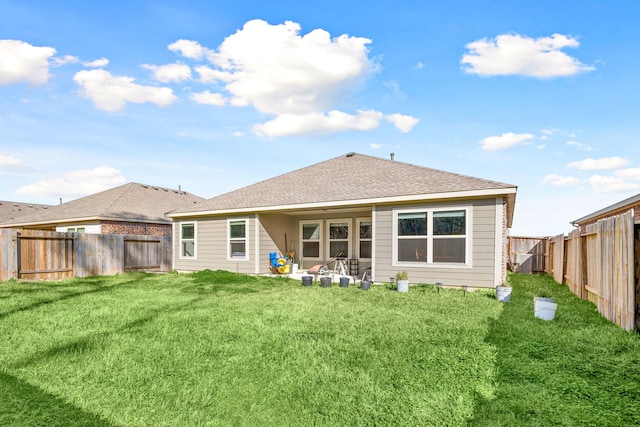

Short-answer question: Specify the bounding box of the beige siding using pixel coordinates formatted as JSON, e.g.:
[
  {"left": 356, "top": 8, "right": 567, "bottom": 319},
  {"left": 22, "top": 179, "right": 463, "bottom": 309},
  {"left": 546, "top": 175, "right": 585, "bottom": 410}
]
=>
[
  {"left": 373, "top": 199, "right": 498, "bottom": 288},
  {"left": 173, "top": 215, "right": 257, "bottom": 274},
  {"left": 258, "top": 213, "right": 294, "bottom": 274}
]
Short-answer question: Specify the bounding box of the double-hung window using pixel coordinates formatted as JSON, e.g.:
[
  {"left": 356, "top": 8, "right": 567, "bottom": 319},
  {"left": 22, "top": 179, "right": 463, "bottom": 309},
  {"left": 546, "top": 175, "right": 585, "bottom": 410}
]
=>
[
  {"left": 229, "top": 219, "right": 248, "bottom": 259},
  {"left": 394, "top": 208, "right": 470, "bottom": 266},
  {"left": 433, "top": 210, "right": 466, "bottom": 263},
  {"left": 300, "top": 221, "right": 322, "bottom": 260},
  {"left": 326, "top": 219, "right": 351, "bottom": 258},
  {"left": 180, "top": 222, "right": 196, "bottom": 258},
  {"left": 357, "top": 218, "right": 372, "bottom": 259}
]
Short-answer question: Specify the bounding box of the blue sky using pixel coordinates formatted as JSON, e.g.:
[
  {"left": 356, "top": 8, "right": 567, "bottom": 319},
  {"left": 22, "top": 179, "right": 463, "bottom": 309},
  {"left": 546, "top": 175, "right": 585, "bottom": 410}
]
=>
[{"left": 1, "top": 0, "right": 639, "bottom": 236}]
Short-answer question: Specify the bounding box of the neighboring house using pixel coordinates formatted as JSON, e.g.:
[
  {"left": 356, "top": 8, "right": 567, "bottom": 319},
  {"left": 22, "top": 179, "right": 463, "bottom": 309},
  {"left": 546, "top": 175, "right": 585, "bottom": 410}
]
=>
[
  {"left": 0, "top": 201, "right": 53, "bottom": 223},
  {"left": 0, "top": 183, "right": 203, "bottom": 236},
  {"left": 571, "top": 193, "right": 640, "bottom": 231},
  {"left": 168, "top": 153, "right": 517, "bottom": 288}
]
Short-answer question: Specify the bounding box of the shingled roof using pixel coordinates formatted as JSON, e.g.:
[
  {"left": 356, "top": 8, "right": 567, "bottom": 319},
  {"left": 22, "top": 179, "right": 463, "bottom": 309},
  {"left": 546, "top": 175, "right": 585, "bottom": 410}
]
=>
[
  {"left": 170, "top": 153, "right": 517, "bottom": 224},
  {"left": 0, "top": 201, "right": 53, "bottom": 223},
  {"left": 0, "top": 183, "right": 203, "bottom": 228}
]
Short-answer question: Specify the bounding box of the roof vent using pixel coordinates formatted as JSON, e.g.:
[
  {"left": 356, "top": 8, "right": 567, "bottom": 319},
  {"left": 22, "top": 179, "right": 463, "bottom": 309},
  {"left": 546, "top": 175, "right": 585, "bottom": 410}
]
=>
[
  {"left": 390, "top": 152, "right": 395, "bottom": 161},
  {"left": 346, "top": 152, "right": 355, "bottom": 157}
]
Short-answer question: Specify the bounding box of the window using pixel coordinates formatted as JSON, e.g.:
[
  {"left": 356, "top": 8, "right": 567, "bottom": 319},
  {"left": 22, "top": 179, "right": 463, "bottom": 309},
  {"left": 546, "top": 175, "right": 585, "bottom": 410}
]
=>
[
  {"left": 397, "top": 212, "right": 428, "bottom": 262},
  {"left": 300, "top": 221, "right": 322, "bottom": 260},
  {"left": 229, "top": 219, "right": 247, "bottom": 259},
  {"left": 394, "top": 208, "right": 470, "bottom": 266},
  {"left": 180, "top": 222, "right": 196, "bottom": 258},
  {"left": 357, "top": 218, "right": 372, "bottom": 259},
  {"left": 433, "top": 210, "right": 466, "bottom": 263},
  {"left": 326, "top": 219, "right": 351, "bottom": 258}
]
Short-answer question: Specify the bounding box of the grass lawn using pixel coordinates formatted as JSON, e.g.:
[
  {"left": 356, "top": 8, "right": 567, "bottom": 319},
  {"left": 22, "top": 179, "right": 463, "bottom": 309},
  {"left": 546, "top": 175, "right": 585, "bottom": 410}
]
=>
[{"left": 1, "top": 271, "right": 639, "bottom": 426}]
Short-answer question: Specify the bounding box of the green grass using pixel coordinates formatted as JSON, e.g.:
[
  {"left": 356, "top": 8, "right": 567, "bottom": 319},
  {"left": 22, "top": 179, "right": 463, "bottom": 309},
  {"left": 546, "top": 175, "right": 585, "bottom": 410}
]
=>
[{"left": 1, "top": 271, "right": 639, "bottom": 426}]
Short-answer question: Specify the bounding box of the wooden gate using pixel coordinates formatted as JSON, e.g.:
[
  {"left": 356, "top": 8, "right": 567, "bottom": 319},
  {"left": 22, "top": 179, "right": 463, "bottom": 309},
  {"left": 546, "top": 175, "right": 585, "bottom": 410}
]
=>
[
  {"left": 17, "top": 230, "right": 75, "bottom": 280},
  {"left": 124, "top": 238, "right": 164, "bottom": 271}
]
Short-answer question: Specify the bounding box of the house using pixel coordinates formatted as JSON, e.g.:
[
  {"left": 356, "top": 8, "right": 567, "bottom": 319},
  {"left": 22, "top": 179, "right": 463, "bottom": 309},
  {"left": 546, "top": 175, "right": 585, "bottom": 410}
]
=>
[
  {"left": 571, "top": 192, "right": 640, "bottom": 231},
  {"left": 0, "top": 200, "right": 52, "bottom": 223},
  {"left": 0, "top": 183, "right": 203, "bottom": 236},
  {"left": 167, "top": 153, "right": 517, "bottom": 288}
]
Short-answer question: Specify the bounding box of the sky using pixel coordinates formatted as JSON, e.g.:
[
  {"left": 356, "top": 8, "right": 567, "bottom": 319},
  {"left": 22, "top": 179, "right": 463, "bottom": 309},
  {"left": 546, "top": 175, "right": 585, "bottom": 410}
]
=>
[{"left": 1, "top": 0, "right": 639, "bottom": 236}]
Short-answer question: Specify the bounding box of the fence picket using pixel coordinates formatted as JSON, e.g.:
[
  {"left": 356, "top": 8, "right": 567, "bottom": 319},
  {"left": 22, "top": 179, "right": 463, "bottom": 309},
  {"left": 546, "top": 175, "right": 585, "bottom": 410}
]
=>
[{"left": 0, "top": 230, "right": 171, "bottom": 281}]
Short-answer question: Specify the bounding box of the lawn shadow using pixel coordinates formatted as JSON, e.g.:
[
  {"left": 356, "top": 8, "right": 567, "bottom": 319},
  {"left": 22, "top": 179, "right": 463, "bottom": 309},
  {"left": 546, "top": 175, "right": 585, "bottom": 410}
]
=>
[
  {"left": 0, "top": 285, "right": 115, "bottom": 321},
  {"left": 0, "top": 370, "right": 114, "bottom": 426},
  {"left": 12, "top": 297, "right": 204, "bottom": 369}
]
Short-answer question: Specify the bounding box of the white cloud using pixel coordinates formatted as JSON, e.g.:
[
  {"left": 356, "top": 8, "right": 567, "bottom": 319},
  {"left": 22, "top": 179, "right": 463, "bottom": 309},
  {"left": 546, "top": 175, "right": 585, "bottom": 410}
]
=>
[
  {"left": 587, "top": 175, "right": 640, "bottom": 193},
  {"left": 142, "top": 62, "right": 192, "bottom": 83},
  {"left": 73, "top": 69, "right": 177, "bottom": 112},
  {"left": 567, "top": 140, "right": 593, "bottom": 151},
  {"left": 567, "top": 156, "right": 628, "bottom": 170},
  {"left": 84, "top": 57, "right": 109, "bottom": 68},
  {"left": 413, "top": 61, "right": 424, "bottom": 69},
  {"left": 190, "top": 90, "right": 226, "bottom": 106},
  {"left": 15, "top": 166, "right": 127, "bottom": 198},
  {"left": 0, "top": 39, "right": 56, "bottom": 85},
  {"left": 461, "top": 33, "right": 594, "bottom": 78},
  {"left": 542, "top": 173, "right": 581, "bottom": 186},
  {"left": 481, "top": 132, "right": 535, "bottom": 150},
  {"left": 172, "top": 20, "right": 413, "bottom": 137},
  {"left": 52, "top": 55, "right": 79, "bottom": 66},
  {"left": 0, "top": 153, "right": 22, "bottom": 168},
  {"left": 194, "top": 65, "right": 233, "bottom": 83},
  {"left": 210, "top": 20, "right": 375, "bottom": 115},
  {"left": 254, "top": 110, "right": 383, "bottom": 137},
  {"left": 0, "top": 153, "right": 28, "bottom": 173},
  {"left": 168, "top": 39, "right": 212, "bottom": 60},
  {"left": 385, "top": 113, "right": 419, "bottom": 133},
  {"left": 616, "top": 168, "right": 640, "bottom": 180}
]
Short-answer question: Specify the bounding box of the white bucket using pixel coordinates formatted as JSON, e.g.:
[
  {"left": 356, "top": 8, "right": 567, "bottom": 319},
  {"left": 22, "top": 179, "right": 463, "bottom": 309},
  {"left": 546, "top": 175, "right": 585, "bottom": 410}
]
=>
[
  {"left": 397, "top": 280, "right": 409, "bottom": 293},
  {"left": 291, "top": 263, "right": 298, "bottom": 274},
  {"left": 534, "top": 298, "right": 557, "bottom": 321},
  {"left": 496, "top": 286, "right": 512, "bottom": 302}
]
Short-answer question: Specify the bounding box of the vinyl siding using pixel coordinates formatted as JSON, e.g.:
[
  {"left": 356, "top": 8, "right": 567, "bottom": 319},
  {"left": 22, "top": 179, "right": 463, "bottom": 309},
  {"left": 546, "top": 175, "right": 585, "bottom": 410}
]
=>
[
  {"left": 257, "top": 213, "right": 294, "bottom": 274},
  {"left": 373, "top": 198, "right": 498, "bottom": 288},
  {"left": 173, "top": 215, "right": 257, "bottom": 274}
]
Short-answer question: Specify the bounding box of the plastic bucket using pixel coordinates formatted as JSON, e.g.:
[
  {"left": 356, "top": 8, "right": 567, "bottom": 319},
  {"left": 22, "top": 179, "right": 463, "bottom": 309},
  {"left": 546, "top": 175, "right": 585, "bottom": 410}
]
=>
[
  {"left": 320, "top": 277, "right": 332, "bottom": 287},
  {"left": 339, "top": 277, "right": 350, "bottom": 288},
  {"left": 360, "top": 280, "right": 371, "bottom": 291},
  {"left": 496, "top": 286, "right": 512, "bottom": 302},
  {"left": 301, "top": 276, "right": 313, "bottom": 286},
  {"left": 534, "top": 298, "right": 557, "bottom": 320},
  {"left": 397, "top": 280, "right": 409, "bottom": 293}
]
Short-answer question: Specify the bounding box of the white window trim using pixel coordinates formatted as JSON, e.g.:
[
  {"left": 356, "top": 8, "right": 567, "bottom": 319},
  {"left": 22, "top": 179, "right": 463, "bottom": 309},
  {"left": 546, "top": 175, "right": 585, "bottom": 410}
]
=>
[
  {"left": 392, "top": 206, "right": 473, "bottom": 269},
  {"left": 325, "top": 218, "right": 352, "bottom": 259},
  {"left": 179, "top": 221, "right": 197, "bottom": 260},
  {"left": 227, "top": 218, "right": 249, "bottom": 261},
  {"left": 356, "top": 217, "right": 372, "bottom": 260},
  {"left": 299, "top": 220, "right": 323, "bottom": 262}
]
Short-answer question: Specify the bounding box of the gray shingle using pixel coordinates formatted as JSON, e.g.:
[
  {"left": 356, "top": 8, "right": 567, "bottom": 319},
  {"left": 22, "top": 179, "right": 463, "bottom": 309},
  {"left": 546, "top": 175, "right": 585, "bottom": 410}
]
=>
[
  {"left": 0, "top": 183, "right": 203, "bottom": 227},
  {"left": 0, "top": 201, "right": 53, "bottom": 223},
  {"left": 172, "top": 153, "right": 516, "bottom": 214}
]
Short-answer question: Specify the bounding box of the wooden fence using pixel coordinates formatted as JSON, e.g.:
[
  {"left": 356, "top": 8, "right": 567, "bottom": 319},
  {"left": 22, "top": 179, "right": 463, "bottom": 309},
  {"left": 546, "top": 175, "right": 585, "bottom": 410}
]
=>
[
  {"left": 507, "top": 236, "right": 548, "bottom": 274},
  {"left": 0, "top": 229, "right": 171, "bottom": 281},
  {"left": 511, "top": 210, "right": 638, "bottom": 331}
]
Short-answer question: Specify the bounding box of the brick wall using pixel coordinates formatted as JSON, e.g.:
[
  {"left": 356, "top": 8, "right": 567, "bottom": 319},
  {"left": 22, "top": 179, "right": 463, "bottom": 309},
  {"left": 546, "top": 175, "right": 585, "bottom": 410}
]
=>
[{"left": 101, "top": 220, "right": 171, "bottom": 236}]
